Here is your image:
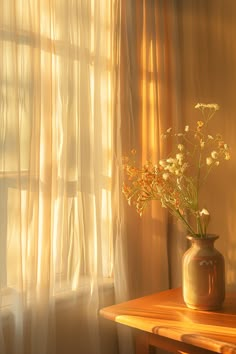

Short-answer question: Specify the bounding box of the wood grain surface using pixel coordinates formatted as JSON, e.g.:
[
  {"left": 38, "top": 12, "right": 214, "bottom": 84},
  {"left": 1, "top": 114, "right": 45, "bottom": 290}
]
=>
[{"left": 100, "top": 288, "right": 236, "bottom": 353}]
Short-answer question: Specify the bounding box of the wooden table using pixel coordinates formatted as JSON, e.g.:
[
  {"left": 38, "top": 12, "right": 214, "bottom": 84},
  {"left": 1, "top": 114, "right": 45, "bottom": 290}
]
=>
[{"left": 100, "top": 288, "right": 236, "bottom": 354}]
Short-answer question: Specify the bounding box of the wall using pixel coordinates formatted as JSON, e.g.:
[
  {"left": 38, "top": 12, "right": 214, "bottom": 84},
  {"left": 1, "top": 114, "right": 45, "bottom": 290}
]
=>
[{"left": 173, "top": 0, "right": 236, "bottom": 289}]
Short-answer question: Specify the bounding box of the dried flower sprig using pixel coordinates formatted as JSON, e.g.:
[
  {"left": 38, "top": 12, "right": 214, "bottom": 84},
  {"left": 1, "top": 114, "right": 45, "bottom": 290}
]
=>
[{"left": 122, "top": 103, "right": 231, "bottom": 237}]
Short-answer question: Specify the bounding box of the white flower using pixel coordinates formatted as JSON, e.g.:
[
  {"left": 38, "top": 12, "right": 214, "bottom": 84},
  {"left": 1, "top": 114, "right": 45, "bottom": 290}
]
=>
[
  {"left": 159, "top": 160, "right": 166, "bottom": 167},
  {"left": 166, "top": 157, "right": 176, "bottom": 164},
  {"left": 162, "top": 173, "right": 169, "bottom": 180},
  {"left": 206, "top": 157, "right": 213, "bottom": 165},
  {"left": 225, "top": 152, "right": 230, "bottom": 160},
  {"left": 215, "top": 161, "right": 220, "bottom": 166},
  {"left": 185, "top": 125, "right": 189, "bottom": 132},
  {"left": 166, "top": 127, "right": 172, "bottom": 133},
  {"left": 200, "top": 140, "right": 205, "bottom": 148},
  {"left": 195, "top": 103, "right": 208, "bottom": 109},
  {"left": 176, "top": 153, "right": 183, "bottom": 161},
  {"left": 178, "top": 144, "right": 184, "bottom": 151},
  {"left": 195, "top": 103, "right": 220, "bottom": 111},
  {"left": 208, "top": 135, "right": 214, "bottom": 140},
  {"left": 199, "top": 208, "right": 210, "bottom": 230},
  {"left": 200, "top": 208, "right": 210, "bottom": 216},
  {"left": 176, "top": 154, "right": 183, "bottom": 166},
  {"left": 207, "top": 103, "right": 220, "bottom": 110},
  {"left": 175, "top": 169, "right": 180, "bottom": 176},
  {"left": 224, "top": 144, "right": 229, "bottom": 150},
  {"left": 211, "top": 151, "right": 218, "bottom": 159}
]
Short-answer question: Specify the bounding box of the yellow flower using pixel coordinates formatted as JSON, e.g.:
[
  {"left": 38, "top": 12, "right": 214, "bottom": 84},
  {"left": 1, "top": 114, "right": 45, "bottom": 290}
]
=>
[{"left": 197, "top": 120, "right": 204, "bottom": 128}]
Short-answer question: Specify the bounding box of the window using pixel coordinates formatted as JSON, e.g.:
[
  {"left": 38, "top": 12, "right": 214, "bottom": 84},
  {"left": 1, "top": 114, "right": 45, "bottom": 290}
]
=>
[{"left": 0, "top": 0, "right": 117, "bottom": 304}]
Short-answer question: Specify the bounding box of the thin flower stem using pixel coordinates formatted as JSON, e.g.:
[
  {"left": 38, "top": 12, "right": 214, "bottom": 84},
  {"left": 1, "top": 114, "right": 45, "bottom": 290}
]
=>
[
  {"left": 206, "top": 111, "right": 216, "bottom": 124},
  {"left": 196, "top": 148, "right": 204, "bottom": 237},
  {"left": 202, "top": 164, "right": 215, "bottom": 183},
  {"left": 197, "top": 216, "right": 204, "bottom": 237},
  {"left": 182, "top": 135, "right": 196, "bottom": 147},
  {"left": 171, "top": 208, "right": 196, "bottom": 236}
]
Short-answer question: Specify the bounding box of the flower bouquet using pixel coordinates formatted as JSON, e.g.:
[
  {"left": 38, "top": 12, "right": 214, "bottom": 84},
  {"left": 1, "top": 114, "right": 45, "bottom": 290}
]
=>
[{"left": 122, "top": 104, "right": 230, "bottom": 238}]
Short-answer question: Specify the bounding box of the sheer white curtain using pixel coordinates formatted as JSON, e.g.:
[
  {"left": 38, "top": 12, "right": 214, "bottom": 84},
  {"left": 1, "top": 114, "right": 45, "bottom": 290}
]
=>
[{"left": 0, "top": 1, "right": 121, "bottom": 354}]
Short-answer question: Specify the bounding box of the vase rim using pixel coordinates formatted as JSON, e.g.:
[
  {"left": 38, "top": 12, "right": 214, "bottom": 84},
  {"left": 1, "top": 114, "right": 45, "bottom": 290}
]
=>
[{"left": 187, "top": 234, "right": 219, "bottom": 241}]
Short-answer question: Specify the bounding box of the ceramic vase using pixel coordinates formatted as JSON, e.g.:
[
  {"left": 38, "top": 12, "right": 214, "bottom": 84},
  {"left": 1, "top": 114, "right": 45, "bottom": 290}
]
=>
[{"left": 182, "top": 234, "right": 225, "bottom": 311}]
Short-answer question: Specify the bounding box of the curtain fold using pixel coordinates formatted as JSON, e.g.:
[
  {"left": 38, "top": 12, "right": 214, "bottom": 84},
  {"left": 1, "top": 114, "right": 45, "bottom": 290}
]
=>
[{"left": 119, "top": 0, "right": 183, "bottom": 299}]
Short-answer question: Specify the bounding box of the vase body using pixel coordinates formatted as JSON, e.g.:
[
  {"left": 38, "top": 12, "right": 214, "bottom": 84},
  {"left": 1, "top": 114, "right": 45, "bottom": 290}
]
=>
[{"left": 182, "top": 234, "right": 225, "bottom": 310}]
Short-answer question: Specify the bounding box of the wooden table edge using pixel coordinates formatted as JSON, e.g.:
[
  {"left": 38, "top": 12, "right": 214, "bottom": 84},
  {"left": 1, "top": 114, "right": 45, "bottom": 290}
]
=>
[{"left": 99, "top": 288, "right": 236, "bottom": 354}]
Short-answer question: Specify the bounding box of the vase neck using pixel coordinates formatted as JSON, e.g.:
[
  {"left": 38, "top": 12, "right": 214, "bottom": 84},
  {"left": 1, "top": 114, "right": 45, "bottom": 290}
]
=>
[{"left": 187, "top": 234, "right": 219, "bottom": 248}]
